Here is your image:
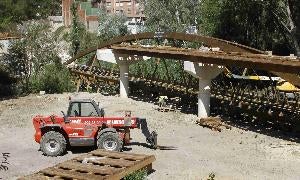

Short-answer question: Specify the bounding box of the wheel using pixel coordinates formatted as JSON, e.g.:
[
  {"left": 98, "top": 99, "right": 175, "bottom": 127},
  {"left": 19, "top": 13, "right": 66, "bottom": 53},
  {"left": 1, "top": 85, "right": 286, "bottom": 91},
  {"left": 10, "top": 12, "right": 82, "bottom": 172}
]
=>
[
  {"left": 40, "top": 131, "right": 66, "bottom": 157},
  {"left": 97, "top": 132, "right": 123, "bottom": 151}
]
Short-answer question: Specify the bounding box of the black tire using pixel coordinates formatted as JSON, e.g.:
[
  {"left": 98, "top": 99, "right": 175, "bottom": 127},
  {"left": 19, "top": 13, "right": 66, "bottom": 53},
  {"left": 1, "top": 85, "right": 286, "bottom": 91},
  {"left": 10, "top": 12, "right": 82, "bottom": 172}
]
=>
[
  {"left": 97, "top": 132, "right": 123, "bottom": 151},
  {"left": 40, "top": 131, "right": 66, "bottom": 157}
]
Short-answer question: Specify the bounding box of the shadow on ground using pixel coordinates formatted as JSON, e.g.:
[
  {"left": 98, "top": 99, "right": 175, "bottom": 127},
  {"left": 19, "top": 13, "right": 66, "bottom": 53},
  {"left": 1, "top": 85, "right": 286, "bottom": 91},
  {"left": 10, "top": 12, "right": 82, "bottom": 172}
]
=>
[
  {"left": 128, "top": 142, "right": 178, "bottom": 151},
  {"left": 129, "top": 85, "right": 300, "bottom": 144}
]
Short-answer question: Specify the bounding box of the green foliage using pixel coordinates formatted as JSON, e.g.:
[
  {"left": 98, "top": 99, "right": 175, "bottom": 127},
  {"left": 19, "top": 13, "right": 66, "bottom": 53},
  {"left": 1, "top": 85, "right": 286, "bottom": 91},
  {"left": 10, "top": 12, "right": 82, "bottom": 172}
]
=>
[
  {"left": 2, "top": 21, "right": 61, "bottom": 79},
  {"left": 200, "top": 0, "right": 300, "bottom": 55},
  {"left": 97, "top": 10, "right": 128, "bottom": 41},
  {"left": 199, "top": 0, "right": 222, "bottom": 36},
  {"left": 141, "top": 0, "right": 201, "bottom": 32},
  {"left": 2, "top": 40, "right": 28, "bottom": 78},
  {"left": 67, "top": 2, "right": 100, "bottom": 63},
  {"left": 0, "top": 0, "right": 61, "bottom": 32},
  {"left": 29, "top": 63, "right": 75, "bottom": 94},
  {"left": 123, "top": 169, "right": 147, "bottom": 180},
  {"left": 69, "top": 2, "right": 86, "bottom": 56},
  {"left": 1, "top": 21, "right": 75, "bottom": 95},
  {"left": 130, "top": 58, "right": 196, "bottom": 86}
]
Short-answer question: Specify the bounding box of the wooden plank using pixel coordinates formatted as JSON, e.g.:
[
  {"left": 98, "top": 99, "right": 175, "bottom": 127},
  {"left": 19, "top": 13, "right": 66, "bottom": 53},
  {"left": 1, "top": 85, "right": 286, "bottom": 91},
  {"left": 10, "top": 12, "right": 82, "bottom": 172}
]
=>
[
  {"left": 19, "top": 173, "right": 53, "bottom": 180},
  {"left": 40, "top": 167, "right": 104, "bottom": 180},
  {"left": 57, "top": 161, "right": 119, "bottom": 175},
  {"left": 108, "top": 155, "right": 156, "bottom": 180},
  {"left": 91, "top": 150, "right": 148, "bottom": 161},
  {"left": 89, "top": 158, "right": 137, "bottom": 168}
]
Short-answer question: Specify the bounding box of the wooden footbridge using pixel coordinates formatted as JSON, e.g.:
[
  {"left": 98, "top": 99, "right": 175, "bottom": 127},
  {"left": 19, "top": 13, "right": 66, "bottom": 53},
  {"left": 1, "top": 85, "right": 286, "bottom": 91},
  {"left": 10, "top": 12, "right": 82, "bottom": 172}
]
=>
[{"left": 67, "top": 32, "right": 300, "bottom": 123}]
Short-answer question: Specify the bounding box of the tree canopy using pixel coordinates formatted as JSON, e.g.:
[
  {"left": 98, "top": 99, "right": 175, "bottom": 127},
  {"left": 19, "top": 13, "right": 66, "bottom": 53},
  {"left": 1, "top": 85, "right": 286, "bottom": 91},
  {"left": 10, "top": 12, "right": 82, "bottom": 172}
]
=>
[
  {"left": 200, "top": 0, "right": 300, "bottom": 56},
  {"left": 141, "top": 0, "right": 201, "bottom": 32},
  {"left": 0, "top": 0, "right": 61, "bottom": 32}
]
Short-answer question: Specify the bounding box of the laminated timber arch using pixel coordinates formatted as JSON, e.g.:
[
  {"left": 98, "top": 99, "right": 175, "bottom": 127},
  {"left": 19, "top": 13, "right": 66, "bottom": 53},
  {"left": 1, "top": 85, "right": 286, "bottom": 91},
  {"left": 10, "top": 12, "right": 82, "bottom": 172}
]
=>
[
  {"left": 66, "top": 32, "right": 300, "bottom": 86},
  {"left": 65, "top": 32, "right": 264, "bottom": 65}
]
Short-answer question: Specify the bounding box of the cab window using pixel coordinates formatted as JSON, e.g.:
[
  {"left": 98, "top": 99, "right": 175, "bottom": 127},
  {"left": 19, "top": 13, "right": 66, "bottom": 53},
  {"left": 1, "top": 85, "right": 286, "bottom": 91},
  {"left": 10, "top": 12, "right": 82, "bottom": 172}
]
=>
[
  {"left": 80, "top": 102, "right": 98, "bottom": 117},
  {"left": 69, "top": 103, "right": 80, "bottom": 117}
]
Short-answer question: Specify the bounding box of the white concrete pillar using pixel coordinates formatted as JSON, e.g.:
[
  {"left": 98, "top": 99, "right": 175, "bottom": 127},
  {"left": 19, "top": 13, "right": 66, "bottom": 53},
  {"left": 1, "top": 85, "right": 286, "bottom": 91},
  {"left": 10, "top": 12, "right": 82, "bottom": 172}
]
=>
[
  {"left": 198, "top": 79, "right": 211, "bottom": 118},
  {"left": 97, "top": 49, "right": 150, "bottom": 98},
  {"left": 119, "top": 62, "right": 129, "bottom": 98},
  {"left": 184, "top": 61, "right": 224, "bottom": 118}
]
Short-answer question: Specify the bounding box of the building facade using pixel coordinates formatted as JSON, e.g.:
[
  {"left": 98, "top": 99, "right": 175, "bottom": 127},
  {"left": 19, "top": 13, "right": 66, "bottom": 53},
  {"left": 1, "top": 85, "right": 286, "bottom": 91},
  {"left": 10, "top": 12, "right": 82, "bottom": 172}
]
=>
[
  {"left": 62, "top": 0, "right": 145, "bottom": 32},
  {"left": 103, "top": 0, "right": 144, "bottom": 19}
]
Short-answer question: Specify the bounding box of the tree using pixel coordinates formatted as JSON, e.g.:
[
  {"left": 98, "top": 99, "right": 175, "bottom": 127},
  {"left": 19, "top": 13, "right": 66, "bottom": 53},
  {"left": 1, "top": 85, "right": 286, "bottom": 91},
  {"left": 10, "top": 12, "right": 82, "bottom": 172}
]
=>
[
  {"left": 269, "top": 0, "right": 300, "bottom": 57},
  {"left": 1, "top": 21, "right": 74, "bottom": 94},
  {"left": 200, "top": 0, "right": 300, "bottom": 56},
  {"left": 97, "top": 10, "right": 128, "bottom": 41},
  {"left": 0, "top": 0, "right": 61, "bottom": 32},
  {"left": 69, "top": 2, "right": 86, "bottom": 56},
  {"left": 141, "top": 0, "right": 201, "bottom": 32},
  {"left": 199, "top": 0, "right": 222, "bottom": 36}
]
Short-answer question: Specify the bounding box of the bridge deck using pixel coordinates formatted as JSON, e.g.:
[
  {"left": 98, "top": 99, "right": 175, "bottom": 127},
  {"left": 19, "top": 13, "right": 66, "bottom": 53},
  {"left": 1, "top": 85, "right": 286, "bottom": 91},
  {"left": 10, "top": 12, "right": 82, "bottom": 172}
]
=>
[{"left": 110, "top": 45, "right": 300, "bottom": 74}]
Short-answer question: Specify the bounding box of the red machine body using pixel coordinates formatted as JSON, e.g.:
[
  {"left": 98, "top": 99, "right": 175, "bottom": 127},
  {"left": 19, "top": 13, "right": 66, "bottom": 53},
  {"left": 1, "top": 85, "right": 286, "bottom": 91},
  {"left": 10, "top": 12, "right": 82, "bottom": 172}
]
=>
[
  {"left": 33, "top": 114, "right": 137, "bottom": 144},
  {"left": 32, "top": 99, "right": 157, "bottom": 156}
]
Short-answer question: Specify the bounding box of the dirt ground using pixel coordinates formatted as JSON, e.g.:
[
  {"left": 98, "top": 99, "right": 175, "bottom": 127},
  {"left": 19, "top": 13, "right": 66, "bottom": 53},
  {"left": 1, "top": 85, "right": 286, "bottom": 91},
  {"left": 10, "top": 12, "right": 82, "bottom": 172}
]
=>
[{"left": 0, "top": 92, "right": 300, "bottom": 180}]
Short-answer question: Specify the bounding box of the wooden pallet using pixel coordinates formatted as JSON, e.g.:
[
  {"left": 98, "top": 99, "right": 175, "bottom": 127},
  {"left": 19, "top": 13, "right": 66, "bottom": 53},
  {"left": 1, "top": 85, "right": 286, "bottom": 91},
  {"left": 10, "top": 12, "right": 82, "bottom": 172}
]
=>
[{"left": 19, "top": 150, "right": 155, "bottom": 180}]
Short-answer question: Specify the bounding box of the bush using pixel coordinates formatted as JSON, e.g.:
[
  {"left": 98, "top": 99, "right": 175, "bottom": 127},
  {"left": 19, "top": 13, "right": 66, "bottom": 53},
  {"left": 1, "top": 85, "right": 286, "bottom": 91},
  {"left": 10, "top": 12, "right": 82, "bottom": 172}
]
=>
[
  {"left": 29, "top": 63, "right": 75, "bottom": 94},
  {"left": 123, "top": 169, "right": 147, "bottom": 180}
]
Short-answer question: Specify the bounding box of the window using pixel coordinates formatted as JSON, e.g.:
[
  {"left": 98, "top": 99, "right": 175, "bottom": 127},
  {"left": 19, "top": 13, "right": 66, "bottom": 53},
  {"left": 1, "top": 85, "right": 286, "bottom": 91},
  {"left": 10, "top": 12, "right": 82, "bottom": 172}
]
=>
[
  {"left": 68, "top": 102, "right": 98, "bottom": 117},
  {"left": 116, "top": 2, "right": 123, "bottom": 7},
  {"left": 81, "top": 103, "right": 98, "bottom": 117},
  {"left": 69, "top": 103, "right": 79, "bottom": 117}
]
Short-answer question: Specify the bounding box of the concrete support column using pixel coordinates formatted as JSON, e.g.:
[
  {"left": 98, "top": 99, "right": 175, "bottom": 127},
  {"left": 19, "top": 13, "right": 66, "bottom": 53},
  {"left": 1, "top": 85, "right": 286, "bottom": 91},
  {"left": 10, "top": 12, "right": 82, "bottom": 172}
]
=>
[
  {"left": 119, "top": 62, "right": 129, "bottom": 98},
  {"left": 198, "top": 79, "right": 211, "bottom": 118},
  {"left": 97, "top": 48, "right": 150, "bottom": 98},
  {"left": 184, "top": 61, "right": 224, "bottom": 118}
]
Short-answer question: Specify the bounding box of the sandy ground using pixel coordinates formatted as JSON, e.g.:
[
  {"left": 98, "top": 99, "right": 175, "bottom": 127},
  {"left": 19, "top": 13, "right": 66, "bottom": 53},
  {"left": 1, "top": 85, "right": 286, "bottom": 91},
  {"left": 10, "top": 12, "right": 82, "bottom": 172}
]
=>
[{"left": 0, "top": 92, "right": 300, "bottom": 180}]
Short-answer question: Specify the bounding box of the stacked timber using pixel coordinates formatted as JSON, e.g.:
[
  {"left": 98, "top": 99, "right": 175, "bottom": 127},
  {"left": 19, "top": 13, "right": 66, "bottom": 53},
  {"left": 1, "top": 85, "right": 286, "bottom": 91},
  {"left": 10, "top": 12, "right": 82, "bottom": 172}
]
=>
[{"left": 196, "top": 117, "right": 231, "bottom": 132}]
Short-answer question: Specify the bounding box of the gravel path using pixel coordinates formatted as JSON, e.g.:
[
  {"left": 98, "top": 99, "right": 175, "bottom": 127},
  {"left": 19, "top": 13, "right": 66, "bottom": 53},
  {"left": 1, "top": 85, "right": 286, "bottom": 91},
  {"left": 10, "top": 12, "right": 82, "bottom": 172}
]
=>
[{"left": 0, "top": 93, "right": 300, "bottom": 179}]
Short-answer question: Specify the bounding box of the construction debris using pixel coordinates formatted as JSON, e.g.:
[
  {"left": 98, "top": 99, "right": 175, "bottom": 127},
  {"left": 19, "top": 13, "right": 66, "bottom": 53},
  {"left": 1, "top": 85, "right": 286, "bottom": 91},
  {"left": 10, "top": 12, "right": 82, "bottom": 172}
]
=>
[{"left": 196, "top": 117, "right": 231, "bottom": 132}]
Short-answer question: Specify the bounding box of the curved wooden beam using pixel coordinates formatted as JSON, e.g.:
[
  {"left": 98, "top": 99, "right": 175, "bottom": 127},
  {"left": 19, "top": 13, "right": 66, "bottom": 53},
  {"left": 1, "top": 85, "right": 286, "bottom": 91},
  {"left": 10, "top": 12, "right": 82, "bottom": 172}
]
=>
[{"left": 65, "top": 32, "right": 264, "bottom": 65}]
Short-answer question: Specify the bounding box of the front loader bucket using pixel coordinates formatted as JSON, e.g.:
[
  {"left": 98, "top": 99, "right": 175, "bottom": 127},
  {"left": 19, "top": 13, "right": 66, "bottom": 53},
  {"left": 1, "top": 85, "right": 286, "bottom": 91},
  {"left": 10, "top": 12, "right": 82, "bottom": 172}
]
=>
[
  {"left": 137, "top": 118, "right": 158, "bottom": 149},
  {"left": 150, "top": 131, "right": 158, "bottom": 149}
]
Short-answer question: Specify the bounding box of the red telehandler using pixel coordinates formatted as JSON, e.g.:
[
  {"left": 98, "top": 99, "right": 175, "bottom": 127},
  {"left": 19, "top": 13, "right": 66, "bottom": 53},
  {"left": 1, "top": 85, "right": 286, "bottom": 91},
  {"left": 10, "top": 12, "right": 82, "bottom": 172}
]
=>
[{"left": 33, "top": 99, "right": 157, "bottom": 156}]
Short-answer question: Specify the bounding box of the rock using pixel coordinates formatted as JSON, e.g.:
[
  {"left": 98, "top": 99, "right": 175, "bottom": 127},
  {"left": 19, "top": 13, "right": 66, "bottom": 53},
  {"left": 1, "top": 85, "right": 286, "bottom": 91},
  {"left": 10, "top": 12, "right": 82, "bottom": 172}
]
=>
[{"left": 39, "top": 91, "right": 46, "bottom": 95}]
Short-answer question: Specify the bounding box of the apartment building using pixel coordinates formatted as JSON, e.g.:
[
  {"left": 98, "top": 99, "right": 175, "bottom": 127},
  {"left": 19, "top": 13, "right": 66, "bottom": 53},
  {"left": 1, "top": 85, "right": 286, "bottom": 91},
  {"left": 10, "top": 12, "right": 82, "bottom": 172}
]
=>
[
  {"left": 62, "top": 0, "right": 145, "bottom": 32},
  {"left": 103, "top": 0, "right": 144, "bottom": 18}
]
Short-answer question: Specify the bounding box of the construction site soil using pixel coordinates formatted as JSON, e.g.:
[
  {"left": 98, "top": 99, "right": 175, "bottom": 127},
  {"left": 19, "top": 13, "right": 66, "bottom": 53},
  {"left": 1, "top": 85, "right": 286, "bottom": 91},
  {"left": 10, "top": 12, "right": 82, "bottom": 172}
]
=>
[{"left": 0, "top": 92, "right": 300, "bottom": 179}]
